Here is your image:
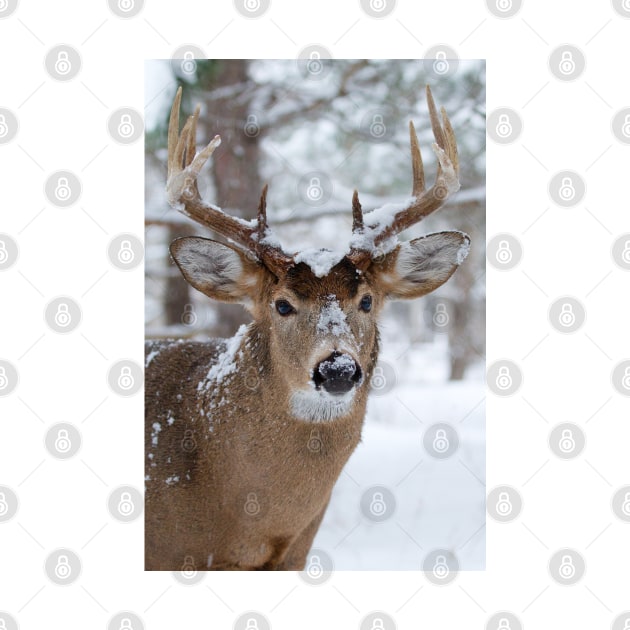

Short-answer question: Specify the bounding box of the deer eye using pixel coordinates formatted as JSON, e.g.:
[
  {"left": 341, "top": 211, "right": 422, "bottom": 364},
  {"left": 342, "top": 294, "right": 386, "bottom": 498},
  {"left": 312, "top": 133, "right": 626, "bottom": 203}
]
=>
[
  {"left": 275, "top": 299, "right": 295, "bottom": 316},
  {"left": 359, "top": 295, "right": 372, "bottom": 312}
]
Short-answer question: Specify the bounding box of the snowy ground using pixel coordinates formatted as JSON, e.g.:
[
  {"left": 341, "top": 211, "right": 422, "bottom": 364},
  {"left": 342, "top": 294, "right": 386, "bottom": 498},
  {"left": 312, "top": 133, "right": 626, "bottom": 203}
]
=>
[{"left": 312, "top": 336, "right": 486, "bottom": 570}]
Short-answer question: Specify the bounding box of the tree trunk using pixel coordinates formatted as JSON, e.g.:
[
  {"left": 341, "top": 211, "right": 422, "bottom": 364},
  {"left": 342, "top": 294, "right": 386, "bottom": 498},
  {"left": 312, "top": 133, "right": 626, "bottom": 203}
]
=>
[{"left": 199, "top": 60, "right": 262, "bottom": 338}]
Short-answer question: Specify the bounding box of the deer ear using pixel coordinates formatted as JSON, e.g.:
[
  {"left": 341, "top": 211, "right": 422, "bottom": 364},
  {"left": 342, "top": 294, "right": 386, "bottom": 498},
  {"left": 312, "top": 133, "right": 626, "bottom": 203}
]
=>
[
  {"left": 170, "top": 237, "right": 262, "bottom": 305},
  {"left": 376, "top": 231, "right": 470, "bottom": 300}
]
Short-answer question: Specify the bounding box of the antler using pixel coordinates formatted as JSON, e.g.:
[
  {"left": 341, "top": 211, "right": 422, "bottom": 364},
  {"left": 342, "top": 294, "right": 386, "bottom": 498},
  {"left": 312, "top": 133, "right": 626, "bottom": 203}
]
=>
[
  {"left": 348, "top": 85, "right": 460, "bottom": 268},
  {"left": 166, "top": 87, "right": 293, "bottom": 276}
]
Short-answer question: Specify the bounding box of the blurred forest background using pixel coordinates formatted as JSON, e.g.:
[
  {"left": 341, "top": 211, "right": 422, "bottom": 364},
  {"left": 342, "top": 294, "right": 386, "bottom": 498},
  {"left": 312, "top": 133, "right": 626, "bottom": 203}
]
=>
[{"left": 144, "top": 59, "right": 485, "bottom": 381}]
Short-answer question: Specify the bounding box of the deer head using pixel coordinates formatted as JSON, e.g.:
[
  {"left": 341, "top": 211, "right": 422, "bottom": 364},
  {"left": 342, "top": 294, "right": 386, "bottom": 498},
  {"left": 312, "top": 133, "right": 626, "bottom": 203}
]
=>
[{"left": 165, "top": 86, "right": 469, "bottom": 422}]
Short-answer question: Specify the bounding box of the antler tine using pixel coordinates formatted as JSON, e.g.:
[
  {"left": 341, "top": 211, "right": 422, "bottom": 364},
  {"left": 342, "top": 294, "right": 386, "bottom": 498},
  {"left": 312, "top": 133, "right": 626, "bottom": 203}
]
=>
[
  {"left": 166, "top": 89, "right": 294, "bottom": 277},
  {"left": 184, "top": 105, "right": 201, "bottom": 168},
  {"left": 351, "top": 190, "right": 364, "bottom": 232},
  {"left": 257, "top": 184, "right": 269, "bottom": 240},
  {"left": 441, "top": 106, "right": 459, "bottom": 177},
  {"left": 168, "top": 87, "right": 183, "bottom": 180},
  {"left": 425, "top": 85, "right": 445, "bottom": 152},
  {"left": 347, "top": 85, "right": 460, "bottom": 267},
  {"left": 409, "top": 120, "right": 425, "bottom": 196}
]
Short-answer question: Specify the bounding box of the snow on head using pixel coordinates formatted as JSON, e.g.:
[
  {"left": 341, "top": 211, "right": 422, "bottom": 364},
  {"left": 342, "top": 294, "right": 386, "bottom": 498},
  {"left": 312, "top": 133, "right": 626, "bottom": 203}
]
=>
[
  {"left": 318, "top": 296, "right": 350, "bottom": 337},
  {"left": 348, "top": 197, "right": 416, "bottom": 257},
  {"left": 294, "top": 248, "right": 344, "bottom": 278}
]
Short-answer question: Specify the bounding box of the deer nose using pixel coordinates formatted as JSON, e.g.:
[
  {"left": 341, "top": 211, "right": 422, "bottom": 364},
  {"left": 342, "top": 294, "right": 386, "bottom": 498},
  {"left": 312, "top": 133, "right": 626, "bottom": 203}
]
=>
[{"left": 313, "top": 352, "right": 362, "bottom": 395}]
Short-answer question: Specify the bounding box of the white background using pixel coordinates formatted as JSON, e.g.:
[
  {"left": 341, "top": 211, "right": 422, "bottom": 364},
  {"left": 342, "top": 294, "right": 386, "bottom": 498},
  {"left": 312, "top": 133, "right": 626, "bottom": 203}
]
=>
[{"left": 1, "top": 1, "right": 629, "bottom": 629}]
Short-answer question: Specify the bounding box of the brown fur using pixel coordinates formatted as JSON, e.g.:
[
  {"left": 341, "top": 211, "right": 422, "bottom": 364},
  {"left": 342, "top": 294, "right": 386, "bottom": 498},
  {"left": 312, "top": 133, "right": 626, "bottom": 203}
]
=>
[{"left": 145, "top": 239, "right": 467, "bottom": 571}]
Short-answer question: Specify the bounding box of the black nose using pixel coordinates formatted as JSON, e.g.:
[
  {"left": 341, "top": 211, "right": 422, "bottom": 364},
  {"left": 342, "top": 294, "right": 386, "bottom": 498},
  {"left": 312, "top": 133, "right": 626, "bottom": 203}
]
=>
[{"left": 313, "top": 352, "right": 362, "bottom": 395}]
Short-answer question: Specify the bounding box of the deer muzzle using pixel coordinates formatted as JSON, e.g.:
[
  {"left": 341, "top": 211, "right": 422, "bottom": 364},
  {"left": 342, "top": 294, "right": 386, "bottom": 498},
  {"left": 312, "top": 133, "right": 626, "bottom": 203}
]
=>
[{"left": 313, "top": 351, "right": 362, "bottom": 396}]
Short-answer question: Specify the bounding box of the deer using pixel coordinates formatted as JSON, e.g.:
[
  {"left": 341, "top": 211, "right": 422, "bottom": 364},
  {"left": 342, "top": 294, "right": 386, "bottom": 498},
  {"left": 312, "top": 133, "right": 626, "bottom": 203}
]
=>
[{"left": 145, "top": 85, "right": 469, "bottom": 571}]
